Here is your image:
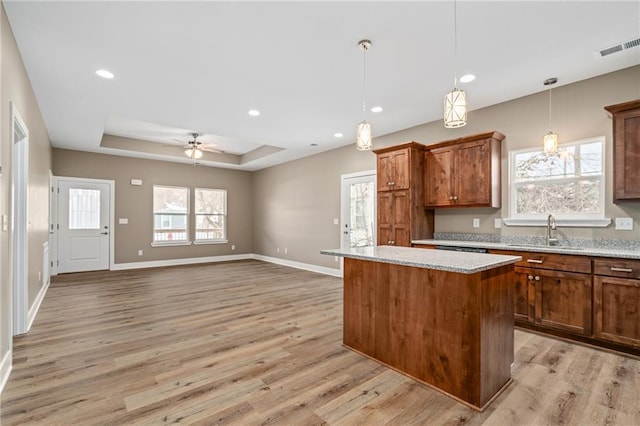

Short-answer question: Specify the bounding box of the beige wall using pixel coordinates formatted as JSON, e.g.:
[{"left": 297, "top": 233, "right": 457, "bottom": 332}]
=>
[
  {"left": 1, "top": 3, "right": 53, "bottom": 368},
  {"left": 52, "top": 148, "right": 253, "bottom": 263},
  {"left": 252, "top": 65, "right": 640, "bottom": 271}
]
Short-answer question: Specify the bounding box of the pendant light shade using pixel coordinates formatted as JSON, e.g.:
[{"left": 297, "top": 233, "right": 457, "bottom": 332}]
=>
[
  {"left": 543, "top": 77, "right": 558, "bottom": 154},
  {"left": 356, "top": 121, "right": 372, "bottom": 150},
  {"left": 185, "top": 147, "right": 203, "bottom": 159},
  {"left": 444, "top": 0, "right": 467, "bottom": 128},
  {"left": 356, "top": 39, "right": 373, "bottom": 151},
  {"left": 444, "top": 88, "right": 467, "bottom": 128}
]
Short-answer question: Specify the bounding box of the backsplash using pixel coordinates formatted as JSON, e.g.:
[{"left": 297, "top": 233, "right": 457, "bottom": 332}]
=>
[{"left": 434, "top": 232, "right": 640, "bottom": 251}]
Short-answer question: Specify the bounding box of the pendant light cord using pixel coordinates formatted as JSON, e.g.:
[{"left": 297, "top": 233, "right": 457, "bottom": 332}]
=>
[
  {"left": 362, "top": 44, "right": 367, "bottom": 120},
  {"left": 548, "top": 85, "right": 552, "bottom": 132},
  {"left": 453, "top": 0, "right": 458, "bottom": 88}
]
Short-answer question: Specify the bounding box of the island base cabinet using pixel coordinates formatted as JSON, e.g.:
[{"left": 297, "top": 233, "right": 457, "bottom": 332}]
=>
[
  {"left": 343, "top": 257, "right": 514, "bottom": 411},
  {"left": 594, "top": 276, "right": 640, "bottom": 348}
]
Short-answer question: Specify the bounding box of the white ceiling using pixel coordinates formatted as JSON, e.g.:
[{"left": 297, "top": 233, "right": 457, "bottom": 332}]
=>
[{"left": 4, "top": 1, "right": 640, "bottom": 171}]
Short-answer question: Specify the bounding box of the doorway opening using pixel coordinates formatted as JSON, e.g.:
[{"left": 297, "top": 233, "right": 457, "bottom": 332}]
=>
[{"left": 340, "top": 170, "right": 376, "bottom": 250}]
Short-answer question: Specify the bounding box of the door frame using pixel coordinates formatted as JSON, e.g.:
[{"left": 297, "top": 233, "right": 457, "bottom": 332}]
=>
[
  {"left": 50, "top": 176, "right": 115, "bottom": 275},
  {"left": 11, "top": 102, "right": 29, "bottom": 336},
  {"left": 340, "top": 169, "right": 376, "bottom": 250}
]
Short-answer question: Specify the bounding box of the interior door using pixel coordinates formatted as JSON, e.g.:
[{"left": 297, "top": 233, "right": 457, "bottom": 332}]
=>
[
  {"left": 57, "top": 179, "right": 110, "bottom": 273},
  {"left": 341, "top": 173, "right": 376, "bottom": 249}
]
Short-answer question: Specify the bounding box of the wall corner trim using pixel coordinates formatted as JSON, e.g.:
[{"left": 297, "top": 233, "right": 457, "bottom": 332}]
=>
[{"left": 0, "top": 350, "right": 12, "bottom": 395}]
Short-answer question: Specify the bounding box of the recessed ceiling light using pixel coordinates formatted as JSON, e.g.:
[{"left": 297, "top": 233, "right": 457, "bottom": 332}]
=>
[
  {"left": 248, "top": 109, "right": 260, "bottom": 117},
  {"left": 460, "top": 74, "right": 476, "bottom": 83},
  {"left": 371, "top": 106, "right": 383, "bottom": 113},
  {"left": 334, "top": 133, "right": 344, "bottom": 138},
  {"left": 95, "top": 69, "right": 114, "bottom": 79}
]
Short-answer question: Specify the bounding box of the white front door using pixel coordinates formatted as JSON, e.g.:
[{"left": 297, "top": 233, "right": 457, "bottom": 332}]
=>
[
  {"left": 57, "top": 179, "right": 111, "bottom": 273},
  {"left": 341, "top": 171, "right": 376, "bottom": 249}
]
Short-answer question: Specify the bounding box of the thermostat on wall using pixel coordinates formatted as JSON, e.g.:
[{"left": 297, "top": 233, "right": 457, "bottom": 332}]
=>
[{"left": 130, "top": 179, "right": 142, "bottom": 186}]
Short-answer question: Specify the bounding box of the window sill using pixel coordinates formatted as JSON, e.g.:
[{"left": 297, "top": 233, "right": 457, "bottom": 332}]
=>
[
  {"left": 151, "top": 241, "right": 192, "bottom": 247},
  {"left": 193, "top": 240, "right": 228, "bottom": 245},
  {"left": 502, "top": 218, "right": 611, "bottom": 228}
]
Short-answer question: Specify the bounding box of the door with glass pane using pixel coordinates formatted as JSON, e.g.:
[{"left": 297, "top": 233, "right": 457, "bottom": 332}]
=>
[
  {"left": 58, "top": 179, "right": 110, "bottom": 273},
  {"left": 341, "top": 173, "right": 376, "bottom": 249}
]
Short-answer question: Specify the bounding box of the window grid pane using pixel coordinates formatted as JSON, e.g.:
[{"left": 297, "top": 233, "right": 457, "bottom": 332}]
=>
[
  {"left": 69, "top": 188, "right": 100, "bottom": 229},
  {"left": 153, "top": 186, "right": 189, "bottom": 242},
  {"left": 195, "top": 188, "right": 227, "bottom": 241}
]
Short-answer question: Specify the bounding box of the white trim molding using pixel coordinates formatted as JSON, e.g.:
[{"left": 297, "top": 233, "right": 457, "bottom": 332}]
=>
[
  {"left": 0, "top": 349, "right": 12, "bottom": 394},
  {"left": 26, "top": 269, "right": 51, "bottom": 332},
  {"left": 252, "top": 255, "right": 342, "bottom": 278}
]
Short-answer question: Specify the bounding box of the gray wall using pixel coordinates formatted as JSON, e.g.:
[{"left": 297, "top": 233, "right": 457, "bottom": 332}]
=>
[
  {"left": 252, "top": 65, "right": 640, "bottom": 271},
  {"left": 1, "top": 3, "right": 53, "bottom": 368},
  {"left": 53, "top": 149, "right": 253, "bottom": 264}
]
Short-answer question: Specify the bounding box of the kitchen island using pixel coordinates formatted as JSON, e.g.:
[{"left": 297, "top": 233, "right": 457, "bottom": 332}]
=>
[{"left": 321, "top": 246, "right": 521, "bottom": 411}]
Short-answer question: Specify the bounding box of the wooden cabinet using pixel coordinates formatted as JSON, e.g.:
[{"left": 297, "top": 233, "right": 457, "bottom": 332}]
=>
[
  {"left": 492, "top": 249, "right": 592, "bottom": 336},
  {"left": 594, "top": 258, "right": 640, "bottom": 348},
  {"left": 377, "top": 148, "right": 409, "bottom": 191},
  {"left": 374, "top": 142, "right": 434, "bottom": 246},
  {"left": 604, "top": 100, "right": 640, "bottom": 202},
  {"left": 424, "top": 131, "right": 504, "bottom": 208}
]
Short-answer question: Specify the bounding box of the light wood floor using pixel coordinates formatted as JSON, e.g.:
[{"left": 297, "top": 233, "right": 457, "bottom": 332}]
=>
[{"left": 1, "top": 260, "right": 639, "bottom": 425}]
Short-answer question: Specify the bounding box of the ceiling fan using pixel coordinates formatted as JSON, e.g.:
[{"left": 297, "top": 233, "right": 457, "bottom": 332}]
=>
[{"left": 177, "top": 133, "right": 223, "bottom": 160}]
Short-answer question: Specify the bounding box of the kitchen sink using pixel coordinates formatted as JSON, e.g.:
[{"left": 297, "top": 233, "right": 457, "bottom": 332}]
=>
[{"left": 507, "top": 244, "right": 583, "bottom": 251}]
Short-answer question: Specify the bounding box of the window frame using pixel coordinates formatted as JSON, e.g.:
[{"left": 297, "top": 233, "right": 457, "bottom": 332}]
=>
[
  {"left": 194, "top": 188, "right": 228, "bottom": 244},
  {"left": 151, "top": 185, "right": 191, "bottom": 246},
  {"left": 503, "top": 135, "right": 611, "bottom": 228}
]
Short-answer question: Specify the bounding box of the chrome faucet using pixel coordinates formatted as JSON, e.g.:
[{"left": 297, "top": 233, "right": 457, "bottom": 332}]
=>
[{"left": 546, "top": 213, "right": 558, "bottom": 246}]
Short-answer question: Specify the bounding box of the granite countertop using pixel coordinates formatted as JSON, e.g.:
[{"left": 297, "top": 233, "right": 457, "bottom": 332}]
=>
[
  {"left": 320, "top": 246, "right": 521, "bottom": 274},
  {"left": 411, "top": 239, "right": 640, "bottom": 260}
]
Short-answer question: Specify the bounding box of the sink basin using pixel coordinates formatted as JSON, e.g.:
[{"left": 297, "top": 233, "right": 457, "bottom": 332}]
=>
[{"left": 507, "top": 244, "right": 583, "bottom": 251}]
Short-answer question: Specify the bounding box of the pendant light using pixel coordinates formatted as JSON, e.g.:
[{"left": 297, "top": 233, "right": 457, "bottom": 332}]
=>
[
  {"left": 543, "top": 77, "right": 558, "bottom": 154},
  {"left": 356, "top": 39, "right": 372, "bottom": 151},
  {"left": 444, "top": 0, "right": 467, "bottom": 128}
]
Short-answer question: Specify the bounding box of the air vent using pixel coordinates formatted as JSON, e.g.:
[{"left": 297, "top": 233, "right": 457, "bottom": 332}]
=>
[{"left": 596, "top": 37, "right": 640, "bottom": 57}]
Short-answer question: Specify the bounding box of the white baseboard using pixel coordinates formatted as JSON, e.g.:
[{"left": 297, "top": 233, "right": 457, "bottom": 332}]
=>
[
  {"left": 26, "top": 274, "right": 51, "bottom": 332},
  {"left": 0, "top": 349, "right": 12, "bottom": 394},
  {"left": 252, "top": 254, "right": 342, "bottom": 278},
  {"left": 110, "top": 254, "right": 254, "bottom": 271}
]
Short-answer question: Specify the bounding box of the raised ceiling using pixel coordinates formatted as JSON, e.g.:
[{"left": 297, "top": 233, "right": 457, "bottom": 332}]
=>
[{"left": 4, "top": 1, "right": 640, "bottom": 170}]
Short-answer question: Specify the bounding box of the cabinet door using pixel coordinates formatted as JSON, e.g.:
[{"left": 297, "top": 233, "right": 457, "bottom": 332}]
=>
[
  {"left": 424, "top": 147, "right": 454, "bottom": 206},
  {"left": 455, "top": 139, "right": 491, "bottom": 206},
  {"left": 377, "top": 149, "right": 409, "bottom": 191},
  {"left": 535, "top": 270, "right": 592, "bottom": 336},
  {"left": 376, "top": 190, "right": 410, "bottom": 246},
  {"left": 612, "top": 108, "right": 640, "bottom": 201},
  {"left": 594, "top": 276, "right": 640, "bottom": 347},
  {"left": 513, "top": 267, "right": 534, "bottom": 323}
]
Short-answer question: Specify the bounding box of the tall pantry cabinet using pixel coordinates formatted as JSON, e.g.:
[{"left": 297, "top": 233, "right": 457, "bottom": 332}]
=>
[{"left": 373, "top": 142, "right": 434, "bottom": 246}]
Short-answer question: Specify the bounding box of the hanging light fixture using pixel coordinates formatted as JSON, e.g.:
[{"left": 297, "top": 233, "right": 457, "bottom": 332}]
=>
[
  {"left": 184, "top": 133, "right": 204, "bottom": 159},
  {"left": 356, "top": 39, "right": 372, "bottom": 151},
  {"left": 543, "top": 77, "right": 558, "bottom": 154},
  {"left": 444, "top": 0, "right": 467, "bottom": 128}
]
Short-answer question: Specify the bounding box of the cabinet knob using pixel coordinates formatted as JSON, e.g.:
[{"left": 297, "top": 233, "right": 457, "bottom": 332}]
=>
[
  {"left": 534, "top": 276, "right": 540, "bottom": 281},
  {"left": 528, "top": 275, "right": 534, "bottom": 280},
  {"left": 453, "top": 196, "right": 458, "bottom": 200},
  {"left": 391, "top": 240, "right": 395, "bottom": 245},
  {"left": 449, "top": 196, "right": 454, "bottom": 200}
]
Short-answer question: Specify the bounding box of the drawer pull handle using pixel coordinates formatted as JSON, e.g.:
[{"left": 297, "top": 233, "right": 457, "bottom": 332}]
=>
[
  {"left": 610, "top": 267, "right": 633, "bottom": 273},
  {"left": 526, "top": 259, "right": 543, "bottom": 264}
]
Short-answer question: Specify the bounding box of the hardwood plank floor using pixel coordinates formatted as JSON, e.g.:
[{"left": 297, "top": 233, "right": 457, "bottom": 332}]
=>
[{"left": 1, "top": 259, "right": 639, "bottom": 425}]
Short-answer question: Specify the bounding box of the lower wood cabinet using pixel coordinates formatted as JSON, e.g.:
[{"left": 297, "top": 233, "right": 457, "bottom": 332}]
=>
[
  {"left": 593, "top": 257, "right": 640, "bottom": 348},
  {"left": 514, "top": 266, "right": 592, "bottom": 336},
  {"left": 377, "top": 190, "right": 410, "bottom": 246}
]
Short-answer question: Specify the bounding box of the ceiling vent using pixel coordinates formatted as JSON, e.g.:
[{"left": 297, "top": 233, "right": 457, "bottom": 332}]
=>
[{"left": 596, "top": 37, "right": 640, "bottom": 57}]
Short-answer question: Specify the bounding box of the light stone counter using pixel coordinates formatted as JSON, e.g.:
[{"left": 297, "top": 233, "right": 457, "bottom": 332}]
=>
[
  {"left": 321, "top": 245, "right": 521, "bottom": 274},
  {"left": 411, "top": 239, "right": 640, "bottom": 260}
]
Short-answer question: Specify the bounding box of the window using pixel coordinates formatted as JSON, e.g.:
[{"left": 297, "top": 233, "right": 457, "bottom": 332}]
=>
[
  {"left": 195, "top": 188, "right": 227, "bottom": 243},
  {"left": 505, "top": 136, "right": 610, "bottom": 227},
  {"left": 69, "top": 188, "right": 100, "bottom": 229},
  {"left": 153, "top": 186, "right": 189, "bottom": 244}
]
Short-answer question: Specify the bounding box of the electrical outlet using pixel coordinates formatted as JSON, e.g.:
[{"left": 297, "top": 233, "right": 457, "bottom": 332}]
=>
[
  {"left": 138, "top": 249, "right": 143, "bottom": 256},
  {"left": 333, "top": 218, "right": 339, "bottom": 225},
  {"left": 284, "top": 248, "right": 288, "bottom": 254},
  {"left": 494, "top": 218, "right": 502, "bottom": 228},
  {"left": 615, "top": 217, "right": 633, "bottom": 230},
  {"left": 277, "top": 247, "right": 280, "bottom": 253},
  {"left": 472, "top": 218, "right": 480, "bottom": 228},
  {"left": 38, "top": 271, "right": 41, "bottom": 282},
  {"left": 231, "top": 245, "right": 235, "bottom": 250},
  {"left": 334, "top": 256, "right": 339, "bottom": 262}
]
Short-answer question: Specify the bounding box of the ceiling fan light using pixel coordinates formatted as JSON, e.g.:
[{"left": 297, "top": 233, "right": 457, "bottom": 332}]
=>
[
  {"left": 184, "top": 148, "right": 194, "bottom": 157},
  {"left": 444, "top": 88, "right": 467, "bottom": 128},
  {"left": 193, "top": 148, "right": 203, "bottom": 159},
  {"left": 356, "top": 121, "right": 372, "bottom": 151},
  {"left": 543, "top": 131, "right": 558, "bottom": 154}
]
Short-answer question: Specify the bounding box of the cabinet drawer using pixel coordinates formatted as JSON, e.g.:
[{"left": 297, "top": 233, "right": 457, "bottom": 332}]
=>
[
  {"left": 489, "top": 250, "right": 591, "bottom": 273},
  {"left": 593, "top": 258, "right": 640, "bottom": 279}
]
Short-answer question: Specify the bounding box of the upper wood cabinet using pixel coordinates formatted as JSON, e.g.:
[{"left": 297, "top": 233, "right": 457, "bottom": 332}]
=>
[
  {"left": 377, "top": 148, "right": 410, "bottom": 191},
  {"left": 604, "top": 100, "right": 640, "bottom": 202},
  {"left": 373, "top": 142, "right": 434, "bottom": 246},
  {"left": 424, "top": 131, "right": 504, "bottom": 208}
]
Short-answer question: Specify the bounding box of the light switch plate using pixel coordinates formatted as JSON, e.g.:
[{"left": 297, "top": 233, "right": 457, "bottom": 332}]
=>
[
  {"left": 333, "top": 218, "right": 339, "bottom": 225},
  {"left": 119, "top": 218, "right": 128, "bottom": 225},
  {"left": 615, "top": 217, "right": 633, "bottom": 230},
  {"left": 472, "top": 218, "right": 480, "bottom": 228},
  {"left": 494, "top": 218, "right": 502, "bottom": 228}
]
